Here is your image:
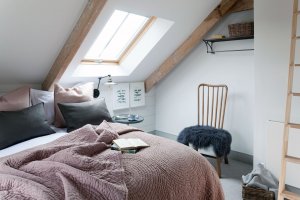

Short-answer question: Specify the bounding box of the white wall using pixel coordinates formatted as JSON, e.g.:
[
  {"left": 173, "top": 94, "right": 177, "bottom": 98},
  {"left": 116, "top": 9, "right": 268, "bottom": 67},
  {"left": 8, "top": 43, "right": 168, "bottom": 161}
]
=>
[
  {"left": 254, "top": 0, "right": 295, "bottom": 165},
  {"left": 0, "top": 84, "right": 41, "bottom": 94},
  {"left": 98, "top": 84, "right": 156, "bottom": 132},
  {"left": 155, "top": 11, "right": 254, "bottom": 155},
  {"left": 0, "top": 0, "right": 87, "bottom": 84},
  {"left": 266, "top": 121, "right": 300, "bottom": 188}
]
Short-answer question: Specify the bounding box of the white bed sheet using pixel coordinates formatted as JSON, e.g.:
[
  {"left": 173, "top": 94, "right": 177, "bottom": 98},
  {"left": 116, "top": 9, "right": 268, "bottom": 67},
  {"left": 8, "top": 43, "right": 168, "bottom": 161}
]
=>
[{"left": 0, "top": 126, "right": 67, "bottom": 158}]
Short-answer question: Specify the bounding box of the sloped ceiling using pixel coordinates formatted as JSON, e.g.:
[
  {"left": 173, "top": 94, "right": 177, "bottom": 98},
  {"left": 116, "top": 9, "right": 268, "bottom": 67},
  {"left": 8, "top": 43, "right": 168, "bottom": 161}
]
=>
[
  {"left": 0, "top": 0, "right": 220, "bottom": 85},
  {"left": 61, "top": 0, "right": 220, "bottom": 84},
  {"left": 0, "top": 0, "right": 87, "bottom": 84}
]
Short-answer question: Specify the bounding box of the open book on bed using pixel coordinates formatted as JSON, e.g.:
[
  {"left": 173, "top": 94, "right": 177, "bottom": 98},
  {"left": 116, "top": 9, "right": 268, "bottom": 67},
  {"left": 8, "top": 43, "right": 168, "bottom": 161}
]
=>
[{"left": 112, "top": 138, "right": 149, "bottom": 150}]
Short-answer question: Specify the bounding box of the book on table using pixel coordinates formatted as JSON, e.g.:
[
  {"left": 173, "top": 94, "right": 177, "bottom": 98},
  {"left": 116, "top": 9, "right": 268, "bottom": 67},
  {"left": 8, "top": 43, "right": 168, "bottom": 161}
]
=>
[{"left": 112, "top": 138, "right": 149, "bottom": 150}]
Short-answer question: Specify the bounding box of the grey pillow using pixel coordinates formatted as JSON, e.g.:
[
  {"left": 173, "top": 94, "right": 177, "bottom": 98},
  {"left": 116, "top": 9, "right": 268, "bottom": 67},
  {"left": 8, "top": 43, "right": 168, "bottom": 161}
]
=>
[
  {"left": 0, "top": 103, "right": 55, "bottom": 150},
  {"left": 58, "top": 98, "right": 112, "bottom": 132}
]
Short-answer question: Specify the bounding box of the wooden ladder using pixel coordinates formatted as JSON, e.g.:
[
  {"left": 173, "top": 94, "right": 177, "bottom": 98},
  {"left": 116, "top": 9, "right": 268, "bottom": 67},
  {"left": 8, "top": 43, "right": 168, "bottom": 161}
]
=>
[{"left": 278, "top": 0, "right": 300, "bottom": 199}]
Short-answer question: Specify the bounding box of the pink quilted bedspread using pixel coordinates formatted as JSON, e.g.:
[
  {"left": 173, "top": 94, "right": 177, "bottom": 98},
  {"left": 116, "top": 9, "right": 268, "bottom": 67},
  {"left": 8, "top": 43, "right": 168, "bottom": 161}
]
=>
[{"left": 0, "top": 121, "right": 224, "bottom": 200}]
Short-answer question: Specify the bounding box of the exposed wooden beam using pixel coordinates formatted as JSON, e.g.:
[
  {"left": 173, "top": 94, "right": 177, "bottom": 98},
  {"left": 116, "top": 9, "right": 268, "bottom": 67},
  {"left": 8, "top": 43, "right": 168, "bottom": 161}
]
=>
[
  {"left": 145, "top": 0, "right": 253, "bottom": 93},
  {"left": 228, "top": 0, "right": 253, "bottom": 14},
  {"left": 42, "top": 0, "right": 107, "bottom": 91},
  {"left": 220, "top": 0, "right": 238, "bottom": 15}
]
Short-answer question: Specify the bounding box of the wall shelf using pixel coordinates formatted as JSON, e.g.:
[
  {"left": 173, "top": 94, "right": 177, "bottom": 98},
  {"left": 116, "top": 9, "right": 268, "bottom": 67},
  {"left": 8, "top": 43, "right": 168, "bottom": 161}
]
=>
[{"left": 203, "top": 35, "right": 254, "bottom": 54}]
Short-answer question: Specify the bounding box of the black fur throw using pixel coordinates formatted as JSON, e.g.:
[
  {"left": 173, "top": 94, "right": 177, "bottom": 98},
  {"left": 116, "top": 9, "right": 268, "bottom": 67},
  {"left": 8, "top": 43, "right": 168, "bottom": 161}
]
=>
[{"left": 177, "top": 125, "right": 232, "bottom": 157}]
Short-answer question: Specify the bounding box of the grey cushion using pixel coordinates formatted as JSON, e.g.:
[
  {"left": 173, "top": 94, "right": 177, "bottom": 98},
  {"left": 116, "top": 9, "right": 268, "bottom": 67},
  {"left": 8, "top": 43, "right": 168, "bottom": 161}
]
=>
[
  {"left": 0, "top": 103, "right": 55, "bottom": 150},
  {"left": 58, "top": 98, "right": 112, "bottom": 132}
]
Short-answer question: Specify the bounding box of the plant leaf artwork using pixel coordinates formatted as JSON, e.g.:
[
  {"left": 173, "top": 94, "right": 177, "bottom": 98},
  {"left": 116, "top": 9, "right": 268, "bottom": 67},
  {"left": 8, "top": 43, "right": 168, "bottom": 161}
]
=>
[
  {"left": 113, "top": 83, "right": 129, "bottom": 110},
  {"left": 130, "top": 82, "right": 145, "bottom": 107}
]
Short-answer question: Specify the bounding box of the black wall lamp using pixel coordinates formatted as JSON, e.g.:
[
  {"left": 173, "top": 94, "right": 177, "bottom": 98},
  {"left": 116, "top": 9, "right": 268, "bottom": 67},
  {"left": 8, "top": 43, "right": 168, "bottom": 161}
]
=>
[{"left": 93, "top": 75, "right": 116, "bottom": 98}]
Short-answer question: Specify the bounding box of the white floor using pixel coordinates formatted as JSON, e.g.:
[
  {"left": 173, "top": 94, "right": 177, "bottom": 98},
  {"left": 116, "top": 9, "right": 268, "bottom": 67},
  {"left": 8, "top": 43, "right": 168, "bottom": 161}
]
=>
[{"left": 207, "top": 158, "right": 253, "bottom": 200}]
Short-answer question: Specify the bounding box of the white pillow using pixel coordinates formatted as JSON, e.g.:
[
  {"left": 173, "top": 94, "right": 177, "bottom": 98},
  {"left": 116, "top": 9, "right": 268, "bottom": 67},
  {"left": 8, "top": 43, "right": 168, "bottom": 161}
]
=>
[{"left": 30, "top": 89, "right": 54, "bottom": 124}]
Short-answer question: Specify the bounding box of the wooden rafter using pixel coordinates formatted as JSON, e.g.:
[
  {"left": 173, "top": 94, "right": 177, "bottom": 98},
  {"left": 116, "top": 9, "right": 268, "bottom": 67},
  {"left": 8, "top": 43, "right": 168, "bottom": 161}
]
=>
[
  {"left": 219, "top": 0, "right": 239, "bottom": 15},
  {"left": 144, "top": 0, "right": 253, "bottom": 93},
  {"left": 42, "top": 0, "right": 107, "bottom": 91},
  {"left": 228, "top": 0, "right": 253, "bottom": 14}
]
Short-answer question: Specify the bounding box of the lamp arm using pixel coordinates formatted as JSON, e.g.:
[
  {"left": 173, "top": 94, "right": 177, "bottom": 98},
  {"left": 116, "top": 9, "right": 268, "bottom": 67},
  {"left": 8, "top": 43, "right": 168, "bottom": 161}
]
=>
[
  {"left": 96, "top": 75, "right": 111, "bottom": 89},
  {"left": 97, "top": 77, "right": 101, "bottom": 90}
]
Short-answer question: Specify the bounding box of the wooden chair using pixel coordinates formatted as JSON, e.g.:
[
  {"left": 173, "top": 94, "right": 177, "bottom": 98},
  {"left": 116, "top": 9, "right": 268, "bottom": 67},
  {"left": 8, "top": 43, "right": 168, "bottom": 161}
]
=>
[{"left": 197, "top": 83, "right": 229, "bottom": 177}]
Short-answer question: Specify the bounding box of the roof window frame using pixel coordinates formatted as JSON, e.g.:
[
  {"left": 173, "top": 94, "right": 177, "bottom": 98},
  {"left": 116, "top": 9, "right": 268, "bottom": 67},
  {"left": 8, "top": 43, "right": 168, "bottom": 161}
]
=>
[{"left": 82, "top": 11, "right": 156, "bottom": 65}]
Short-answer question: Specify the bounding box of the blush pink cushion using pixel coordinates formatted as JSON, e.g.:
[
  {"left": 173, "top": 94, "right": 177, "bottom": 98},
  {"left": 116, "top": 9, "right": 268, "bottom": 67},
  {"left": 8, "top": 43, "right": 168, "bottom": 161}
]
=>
[
  {"left": 54, "top": 82, "right": 94, "bottom": 128},
  {"left": 0, "top": 86, "right": 30, "bottom": 111}
]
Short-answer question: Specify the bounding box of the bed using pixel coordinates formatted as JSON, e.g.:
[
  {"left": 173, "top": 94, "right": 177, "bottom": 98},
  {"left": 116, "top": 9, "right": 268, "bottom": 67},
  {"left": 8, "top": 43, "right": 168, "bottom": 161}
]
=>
[{"left": 0, "top": 121, "right": 224, "bottom": 200}]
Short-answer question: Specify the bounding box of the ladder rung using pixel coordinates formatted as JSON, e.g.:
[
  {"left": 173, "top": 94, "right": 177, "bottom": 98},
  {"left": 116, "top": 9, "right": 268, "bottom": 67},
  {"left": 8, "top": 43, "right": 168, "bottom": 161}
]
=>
[
  {"left": 297, "top": 11, "right": 300, "bottom": 15},
  {"left": 288, "top": 123, "right": 300, "bottom": 129},
  {"left": 296, "top": 36, "right": 300, "bottom": 39},
  {"left": 286, "top": 156, "right": 300, "bottom": 164},
  {"left": 295, "top": 64, "right": 300, "bottom": 67},
  {"left": 282, "top": 190, "right": 300, "bottom": 200},
  {"left": 290, "top": 92, "right": 300, "bottom": 96}
]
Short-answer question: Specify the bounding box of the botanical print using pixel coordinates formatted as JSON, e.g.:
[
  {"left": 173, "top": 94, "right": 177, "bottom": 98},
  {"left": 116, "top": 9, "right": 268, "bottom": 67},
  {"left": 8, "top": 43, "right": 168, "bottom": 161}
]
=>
[
  {"left": 113, "top": 83, "right": 129, "bottom": 110},
  {"left": 113, "top": 82, "right": 145, "bottom": 110},
  {"left": 130, "top": 82, "right": 145, "bottom": 108}
]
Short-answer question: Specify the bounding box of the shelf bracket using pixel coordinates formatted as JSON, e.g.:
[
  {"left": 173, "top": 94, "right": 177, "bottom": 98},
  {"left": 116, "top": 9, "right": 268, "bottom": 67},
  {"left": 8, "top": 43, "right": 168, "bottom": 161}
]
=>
[{"left": 204, "top": 40, "right": 215, "bottom": 54}]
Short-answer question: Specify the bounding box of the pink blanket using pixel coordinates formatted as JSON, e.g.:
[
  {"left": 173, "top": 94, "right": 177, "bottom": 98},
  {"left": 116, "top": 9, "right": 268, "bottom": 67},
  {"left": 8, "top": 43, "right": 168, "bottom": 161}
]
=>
[
  {"left": 0, "top": 122, "right": 127, "bottom": 200},
  {"left": 111, "top": 123, "right": 224, "bottom": 200},
  {"left": 0, "top": 121, "right": 224, "bottom": 200}
]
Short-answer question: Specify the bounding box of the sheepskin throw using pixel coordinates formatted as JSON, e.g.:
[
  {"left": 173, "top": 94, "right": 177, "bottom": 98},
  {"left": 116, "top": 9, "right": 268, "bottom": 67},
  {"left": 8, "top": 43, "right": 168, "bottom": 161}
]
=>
[{"left": 177, "top": 125, "right": 232, "bottom": 157}]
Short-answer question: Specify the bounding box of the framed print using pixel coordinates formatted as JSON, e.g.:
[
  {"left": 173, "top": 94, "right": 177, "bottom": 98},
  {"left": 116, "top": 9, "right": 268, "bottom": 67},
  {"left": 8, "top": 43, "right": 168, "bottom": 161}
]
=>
[
  {"left": 113, "top": 83, "right": 129, "bottom": 110},
  {"left": 130, "top": 82, "right": 145, "bottom": 108}
]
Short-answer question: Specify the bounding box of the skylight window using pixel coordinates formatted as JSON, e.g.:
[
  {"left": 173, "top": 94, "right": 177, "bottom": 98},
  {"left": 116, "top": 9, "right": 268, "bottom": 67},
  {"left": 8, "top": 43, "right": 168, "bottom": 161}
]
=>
[{"left": 83, "top": 10, "right": 153, "bottom": 64}]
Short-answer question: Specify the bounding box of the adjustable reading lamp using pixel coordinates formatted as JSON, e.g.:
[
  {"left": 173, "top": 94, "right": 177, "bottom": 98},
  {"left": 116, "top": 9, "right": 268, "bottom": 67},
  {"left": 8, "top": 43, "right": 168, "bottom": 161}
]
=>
[{"left": 93, "top": 75, "right": 116, "bottom": 98}]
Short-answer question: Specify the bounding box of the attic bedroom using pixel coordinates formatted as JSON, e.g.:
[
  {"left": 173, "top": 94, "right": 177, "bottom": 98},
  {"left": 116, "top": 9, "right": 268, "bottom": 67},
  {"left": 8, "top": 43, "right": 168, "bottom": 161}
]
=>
[{"left": 0, "top": 0, "right": 299, "bottom": 199}]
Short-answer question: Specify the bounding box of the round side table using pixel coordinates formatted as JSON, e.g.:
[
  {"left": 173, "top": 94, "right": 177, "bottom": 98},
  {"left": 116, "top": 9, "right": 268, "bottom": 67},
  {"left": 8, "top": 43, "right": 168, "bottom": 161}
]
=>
[{"left": 112, "top": 114, "right": 144, "bottom": 125}]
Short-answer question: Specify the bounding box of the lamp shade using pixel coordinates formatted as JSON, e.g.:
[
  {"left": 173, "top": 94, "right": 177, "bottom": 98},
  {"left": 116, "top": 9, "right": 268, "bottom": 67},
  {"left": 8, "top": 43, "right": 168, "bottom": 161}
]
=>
[{"left": 104, "top": 76, "right": 117, "bottom": 85}]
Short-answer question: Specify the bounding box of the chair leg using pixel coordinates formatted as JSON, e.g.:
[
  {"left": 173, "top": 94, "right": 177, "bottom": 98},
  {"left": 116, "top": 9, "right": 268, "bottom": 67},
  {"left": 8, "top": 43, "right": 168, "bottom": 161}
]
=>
[
  {"left": 216, "top": 157, "right": 222, "bottom": 178},
  {"left": 224, "top": 154, "right": 229, "bottom": 164}
]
